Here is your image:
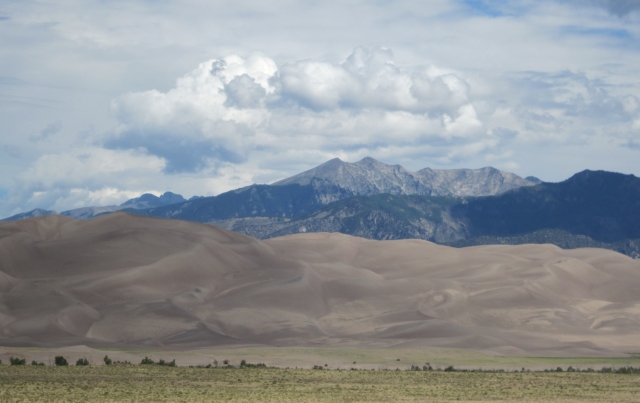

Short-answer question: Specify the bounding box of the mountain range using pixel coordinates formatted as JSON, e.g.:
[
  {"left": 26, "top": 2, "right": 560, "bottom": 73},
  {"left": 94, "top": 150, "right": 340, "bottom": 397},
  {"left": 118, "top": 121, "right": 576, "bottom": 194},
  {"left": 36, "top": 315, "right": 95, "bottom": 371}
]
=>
[
  {"left": 3, "top": 157, "right": 537, "bottom": 222},
  {"left": 203, "top": 172, "right": 640, "bottom": 258},
  {"left": 3, "top": 157, "right": 639, "bottom": 258},
  {"left": 122, "top": 157, "right": 539, "bottom": 230},
  {"left": 2, "top": 191, "right": 189, "bottom": 221}
]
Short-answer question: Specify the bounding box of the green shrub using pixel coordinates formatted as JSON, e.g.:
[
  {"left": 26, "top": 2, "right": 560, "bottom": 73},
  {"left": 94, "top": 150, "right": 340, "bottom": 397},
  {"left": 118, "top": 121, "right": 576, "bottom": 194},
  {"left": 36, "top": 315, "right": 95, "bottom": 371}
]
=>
[
  {"left": 31, "top": 361, "right": 45, "bottom": 366},
  {"left": 54, "top": 356, "right": 68, "bottom": 366},
  {"left": 141, "top": 357, "right": 154, "bottom": 365},
  {"left": 239, "top": 360, "right": 267, "bottom": 369},
  {"left": 103, "top": 355, "right": 112, "bottom": 365},
  {"left": 613, "top": 366, "right": 640, "bottom": 374},
  {"left": 9, "top": 357, "right": 26, "bottom": 365},
  {"left": 76, "top": 358, "right": 89, "bottom": 366}
]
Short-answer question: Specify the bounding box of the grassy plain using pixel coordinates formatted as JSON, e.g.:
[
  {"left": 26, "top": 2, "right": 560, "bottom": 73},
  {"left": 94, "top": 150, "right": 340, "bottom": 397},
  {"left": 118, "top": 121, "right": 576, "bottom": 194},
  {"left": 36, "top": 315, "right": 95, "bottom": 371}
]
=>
[
  {"left": 2, "top": 347, "right": 640, "bottom": 402},
  {"left": 1, "top": 364, "right": 640, "bottom": 403},
  {"left": 4, "top": 346, "right": 640, "bottom": 371}
]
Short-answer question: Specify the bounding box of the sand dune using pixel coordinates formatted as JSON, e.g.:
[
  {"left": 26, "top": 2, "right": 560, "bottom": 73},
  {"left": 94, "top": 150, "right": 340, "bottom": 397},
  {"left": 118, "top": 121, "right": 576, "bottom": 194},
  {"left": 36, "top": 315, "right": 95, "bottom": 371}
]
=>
[{"left": 1, "top": 213, "right": 639, "bottom": 356}]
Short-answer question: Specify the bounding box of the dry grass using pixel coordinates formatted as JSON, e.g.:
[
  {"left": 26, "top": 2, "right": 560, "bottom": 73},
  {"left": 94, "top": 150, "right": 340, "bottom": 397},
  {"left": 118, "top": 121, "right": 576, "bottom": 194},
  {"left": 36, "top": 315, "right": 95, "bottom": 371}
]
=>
[{"left": 1, "top": 365, "right": 639, "bottom": 402}]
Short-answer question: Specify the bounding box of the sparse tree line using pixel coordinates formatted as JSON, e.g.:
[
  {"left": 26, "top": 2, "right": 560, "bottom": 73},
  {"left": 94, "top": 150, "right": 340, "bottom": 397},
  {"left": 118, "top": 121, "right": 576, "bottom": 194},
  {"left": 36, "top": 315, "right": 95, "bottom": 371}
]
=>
[
  {"left": 397, "top": 364, "right": 640, "bottom": 374},
  {"left": 188, "top": 359, "right": 268, "bottom": 369},
  {"left": 0, "top": 356, "right": 266, "bottom": 368},
  {"left": 1, "top": 356, "right": 639, "bottom": 374}
]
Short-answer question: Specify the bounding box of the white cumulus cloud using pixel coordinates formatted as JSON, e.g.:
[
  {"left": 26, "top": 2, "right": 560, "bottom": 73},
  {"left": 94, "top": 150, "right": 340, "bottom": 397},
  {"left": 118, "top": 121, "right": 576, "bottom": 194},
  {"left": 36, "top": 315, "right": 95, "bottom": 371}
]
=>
[{"left": 106, "top": 47, "right": 486, "bottom": 176}]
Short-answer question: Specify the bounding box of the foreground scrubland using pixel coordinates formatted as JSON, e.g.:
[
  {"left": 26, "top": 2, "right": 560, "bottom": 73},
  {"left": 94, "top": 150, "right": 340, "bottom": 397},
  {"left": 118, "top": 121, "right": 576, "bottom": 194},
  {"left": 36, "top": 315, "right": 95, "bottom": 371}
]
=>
[{"left": 1, "top": 364, "right": 639, "bottom": 403}]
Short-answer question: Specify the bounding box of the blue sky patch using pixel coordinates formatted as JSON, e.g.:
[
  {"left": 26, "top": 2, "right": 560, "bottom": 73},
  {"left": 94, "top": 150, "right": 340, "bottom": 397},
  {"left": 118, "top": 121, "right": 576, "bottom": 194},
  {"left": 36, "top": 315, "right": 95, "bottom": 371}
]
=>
[
  {"left": 462, "top": 0, "right": 503, "bottom": 17},
  {"left": 562, "top": 26, "right": 632, "bottom": 40}
]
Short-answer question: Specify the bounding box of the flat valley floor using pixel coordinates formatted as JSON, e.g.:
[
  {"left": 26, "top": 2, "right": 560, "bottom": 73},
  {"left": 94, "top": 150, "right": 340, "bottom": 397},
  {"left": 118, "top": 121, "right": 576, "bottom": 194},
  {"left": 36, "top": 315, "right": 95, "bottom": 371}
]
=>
[
  {"left": 1, "top": 363, "right": 640, "bottom": 403},
  {"left": 1, "top": 346, "right": 640, "bottom": 402}
]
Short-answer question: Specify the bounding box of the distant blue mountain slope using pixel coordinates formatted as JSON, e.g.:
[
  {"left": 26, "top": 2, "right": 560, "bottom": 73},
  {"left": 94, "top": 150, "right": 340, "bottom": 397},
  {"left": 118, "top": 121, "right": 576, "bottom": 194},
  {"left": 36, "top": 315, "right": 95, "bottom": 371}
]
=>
[{"left": 2, "top": 191, "right": 187, "bottom": 221}]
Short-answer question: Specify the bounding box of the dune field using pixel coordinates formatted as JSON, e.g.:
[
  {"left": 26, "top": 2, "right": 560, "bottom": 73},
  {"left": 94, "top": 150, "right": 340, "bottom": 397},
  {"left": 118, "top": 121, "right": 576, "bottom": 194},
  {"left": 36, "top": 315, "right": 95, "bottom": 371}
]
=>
[{"left": 1, "top": 213, "right": 639, "bottom": 357}]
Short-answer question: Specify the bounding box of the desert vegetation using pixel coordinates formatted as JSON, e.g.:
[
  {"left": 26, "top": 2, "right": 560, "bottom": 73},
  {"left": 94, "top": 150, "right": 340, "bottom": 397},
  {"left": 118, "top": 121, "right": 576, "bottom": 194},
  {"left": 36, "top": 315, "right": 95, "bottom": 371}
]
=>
[{"left": 0, "top": 360, "right": 639, "bottom": 402}]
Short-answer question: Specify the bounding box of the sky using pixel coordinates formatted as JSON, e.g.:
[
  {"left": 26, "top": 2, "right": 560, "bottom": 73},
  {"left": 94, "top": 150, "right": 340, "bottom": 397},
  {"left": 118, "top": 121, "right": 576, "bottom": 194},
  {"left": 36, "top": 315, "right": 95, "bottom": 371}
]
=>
[{"left": 1, "top": 0, "right": 640, "bottom": 217}]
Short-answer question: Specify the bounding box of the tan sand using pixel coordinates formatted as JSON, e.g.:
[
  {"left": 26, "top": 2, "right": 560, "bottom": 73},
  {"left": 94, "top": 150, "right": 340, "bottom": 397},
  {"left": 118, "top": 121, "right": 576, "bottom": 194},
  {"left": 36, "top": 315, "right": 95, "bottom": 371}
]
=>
[{"left": 1, "top": 213, "right": 639, "bottom": 356}]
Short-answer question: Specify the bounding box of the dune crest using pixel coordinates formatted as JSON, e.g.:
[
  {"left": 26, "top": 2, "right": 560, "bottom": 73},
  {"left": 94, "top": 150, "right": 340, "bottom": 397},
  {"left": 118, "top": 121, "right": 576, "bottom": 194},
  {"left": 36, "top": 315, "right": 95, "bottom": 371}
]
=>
[{"left": 1, "top": 213, "right": 639, "bottom": 356}]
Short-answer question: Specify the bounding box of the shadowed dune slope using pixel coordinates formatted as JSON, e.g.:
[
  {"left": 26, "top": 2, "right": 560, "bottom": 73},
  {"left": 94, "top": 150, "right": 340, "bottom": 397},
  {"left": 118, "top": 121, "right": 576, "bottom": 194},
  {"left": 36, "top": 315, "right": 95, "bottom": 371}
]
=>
[{"left": 1, "top": 213, "right": 639, "bottom": 356}]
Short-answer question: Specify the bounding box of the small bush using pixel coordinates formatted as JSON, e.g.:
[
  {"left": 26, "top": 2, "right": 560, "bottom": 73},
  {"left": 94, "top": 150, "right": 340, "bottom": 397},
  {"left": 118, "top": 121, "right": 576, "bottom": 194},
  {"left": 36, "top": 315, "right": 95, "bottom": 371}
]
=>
[
  {"left": 444, "top": 365, "right": 455, "bottom": 372},
  {"left": 141, "top": 357, "right": 154, "bottom": 365},
  {"left": 556, "top": 367, "right": 563, "bottom": 372},
  {"left": 239, "top": 360, "right": 266, "bottom": 369},
  {"left": 31, "top": 361, "right": 45, "bottom": 366},
  {"left": 613, "top": 366, "right": 640, "bottom": 374},
  {"left": 76, "top": 358, "right": 89, "bottom": 366},
  {"left": 54, "top": 356, "right": 68, "bottom": 366},
  {"left": 9, "top": 357, "right": 26, "bottom": 366},
  {"left": 103, "top": 355, "right": 112, "bottom": 365}
]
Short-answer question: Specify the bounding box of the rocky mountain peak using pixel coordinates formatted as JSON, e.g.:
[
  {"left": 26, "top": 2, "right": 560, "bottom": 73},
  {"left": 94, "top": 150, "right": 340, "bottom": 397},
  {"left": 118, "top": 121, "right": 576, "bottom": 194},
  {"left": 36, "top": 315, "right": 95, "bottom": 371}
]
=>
[
  {"left": 120, "top": 191, "right": 186, "bottom": 209},
  {"left": 525, "top": 176, "right": 543, "bottom": 184},
  {"left": 273, "top": 157, "right": 537, "bottom": 198}
]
